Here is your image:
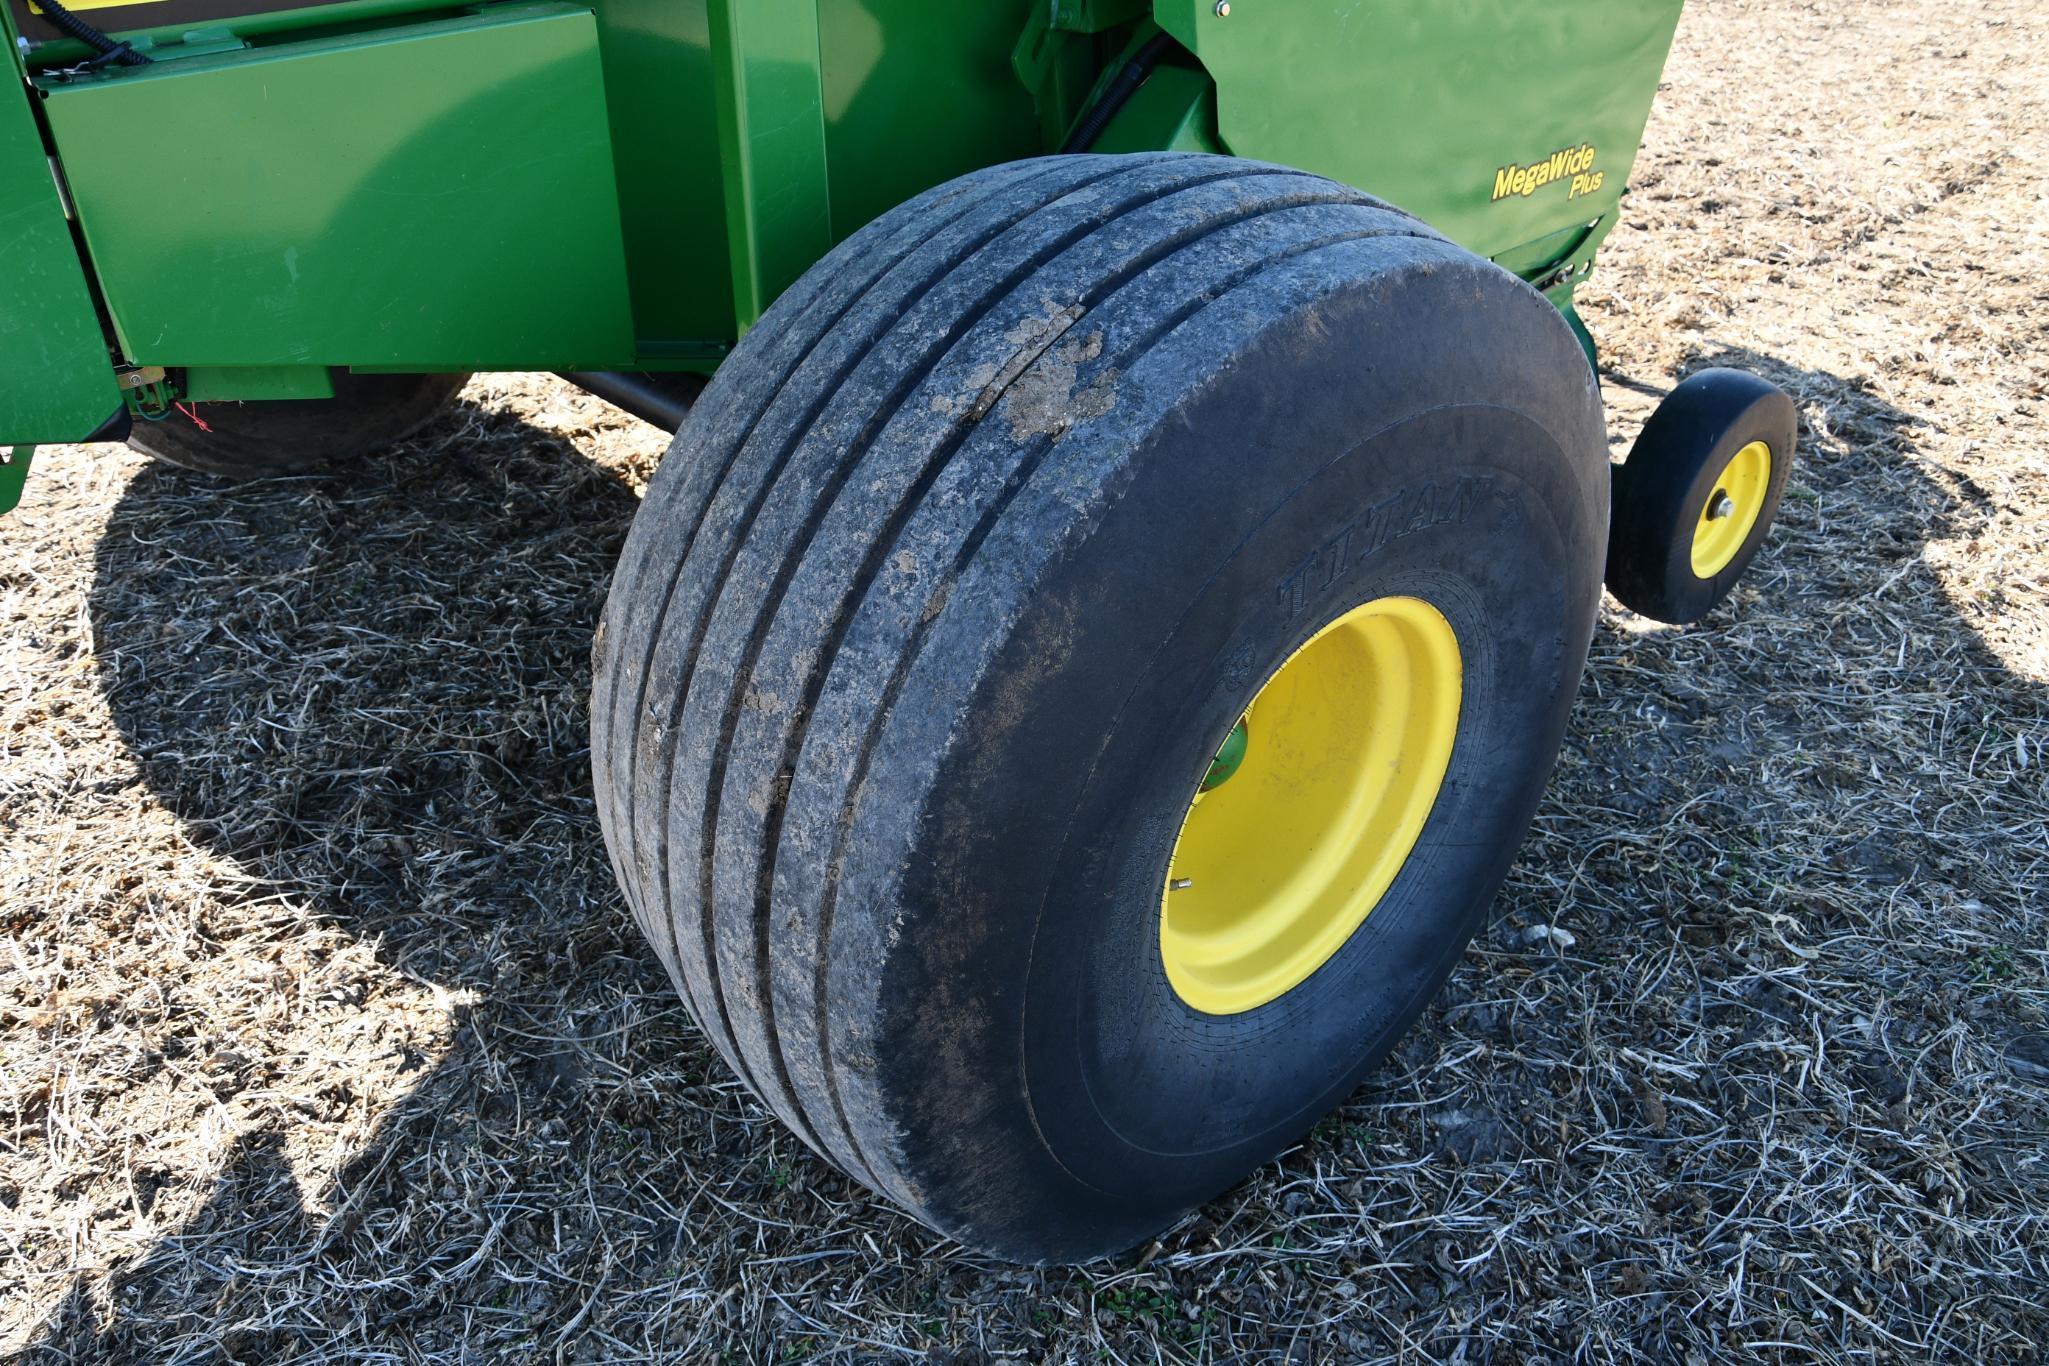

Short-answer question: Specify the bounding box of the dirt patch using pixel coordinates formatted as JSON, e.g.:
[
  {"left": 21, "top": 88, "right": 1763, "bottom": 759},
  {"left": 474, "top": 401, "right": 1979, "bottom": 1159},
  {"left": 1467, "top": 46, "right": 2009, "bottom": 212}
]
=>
[{"left": 4, "top": 0, "right": 2046, "bottom": 1358}]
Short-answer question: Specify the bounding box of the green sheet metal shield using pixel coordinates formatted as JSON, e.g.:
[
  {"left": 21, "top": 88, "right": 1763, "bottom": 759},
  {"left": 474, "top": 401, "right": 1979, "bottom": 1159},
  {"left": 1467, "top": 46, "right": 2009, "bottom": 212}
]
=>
[
  {"left": 1156, "top": 0, "right": 1683, "bottom": 264},
  {"left": 40, "top": 3, "right": 636, "bottom": 371},
  {"left": 0, "top": 78, "right": 119, "bottom": 445}
]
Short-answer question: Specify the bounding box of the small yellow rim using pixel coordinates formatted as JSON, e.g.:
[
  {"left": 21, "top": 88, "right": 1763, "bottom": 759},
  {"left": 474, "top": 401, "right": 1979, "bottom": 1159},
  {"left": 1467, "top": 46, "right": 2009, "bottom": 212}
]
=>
[
  {"left": 1691, "top": 440, "right": 1772, "bottom": 579},
  {"left": 1159, "top": 596, "right": 1462, "bottom": 1016}
]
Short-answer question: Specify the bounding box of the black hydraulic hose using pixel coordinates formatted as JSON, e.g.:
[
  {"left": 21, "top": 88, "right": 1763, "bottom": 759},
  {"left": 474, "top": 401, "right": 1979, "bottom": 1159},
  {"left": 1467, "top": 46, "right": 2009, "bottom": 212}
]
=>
[
  {"left": 1059, "top": 30, "right": 1174, "bottom": 154},
  {"left": 31, "top": 0, "right": 150, "bottom": 65}
]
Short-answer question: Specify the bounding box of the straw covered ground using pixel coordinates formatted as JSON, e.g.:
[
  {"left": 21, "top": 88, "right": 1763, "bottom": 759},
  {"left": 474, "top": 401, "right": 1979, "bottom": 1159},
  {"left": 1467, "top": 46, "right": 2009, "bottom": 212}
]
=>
[{"left": 3, "top": 0, "right": 2045, "bottom": 1358}]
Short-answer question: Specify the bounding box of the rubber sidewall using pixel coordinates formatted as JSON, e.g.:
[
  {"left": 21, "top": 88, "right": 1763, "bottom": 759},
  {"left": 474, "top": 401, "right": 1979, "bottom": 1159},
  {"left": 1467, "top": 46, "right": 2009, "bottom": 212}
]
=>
[{"left": 863, "top": 261, "right": 1605, "bottom": 1260}]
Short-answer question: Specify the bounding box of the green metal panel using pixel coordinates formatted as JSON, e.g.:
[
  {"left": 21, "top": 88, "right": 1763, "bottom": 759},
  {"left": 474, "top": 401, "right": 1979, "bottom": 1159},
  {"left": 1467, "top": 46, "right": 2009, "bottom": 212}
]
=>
[
  {"left": 707, "top": 0, "right": 832, "bottom": 332},
  {"left": 182, "top": 365, "right": 334, "bottom": 401},
  {"left": 0, "top": 74, "right": 119, "bottom": 445},
  {"left": 586, "top": 0, "right": 733, "bottom": 362},
  {"left": 12, "top": 0, "right": 739, "bottom": 366},
  {"left": 814, "top": 0, "right": 1040, "bottom": 254},
  {"left": 706, "top": 0, "right": 1044, "bottom": 332},
  {"left": 1155, "top": 0, "right": 1684, "bottom": 264},
  {"left": 39, "top": 2, "right": 636, "bottom": 370}
]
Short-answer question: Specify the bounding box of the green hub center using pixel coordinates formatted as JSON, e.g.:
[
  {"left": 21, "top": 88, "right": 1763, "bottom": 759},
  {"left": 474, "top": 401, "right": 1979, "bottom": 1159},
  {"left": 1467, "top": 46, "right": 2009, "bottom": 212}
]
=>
[{"left": 1200, "top": 717, "right": 1250, "bottom": 792}]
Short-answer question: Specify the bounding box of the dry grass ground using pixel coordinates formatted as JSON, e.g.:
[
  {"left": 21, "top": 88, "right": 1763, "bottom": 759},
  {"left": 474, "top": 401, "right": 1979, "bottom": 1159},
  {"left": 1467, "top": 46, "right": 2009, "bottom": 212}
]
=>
[{"left": 4, "top": 0, "right": 2046, "bottom": 1358}]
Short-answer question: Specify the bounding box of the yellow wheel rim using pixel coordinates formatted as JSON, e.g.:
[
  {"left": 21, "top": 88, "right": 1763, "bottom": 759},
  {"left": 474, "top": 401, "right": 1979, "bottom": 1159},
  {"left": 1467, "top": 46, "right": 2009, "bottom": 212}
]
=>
[
  {"left": 1160, "top": 596, "right": 1462, "bottom": 1015},
  {"left": 1690, "top": 440, "right": 1772, "bottom": 579}
]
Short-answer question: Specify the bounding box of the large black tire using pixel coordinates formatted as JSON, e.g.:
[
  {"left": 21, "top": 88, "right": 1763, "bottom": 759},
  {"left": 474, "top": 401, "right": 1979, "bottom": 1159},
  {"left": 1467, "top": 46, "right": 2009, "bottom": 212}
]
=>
[
  {"left": 128, "top": 370, "right": 470, "bottom": 478},
  {"left": 592, "top": 154, "right": 1607, "bottom": 1261}
]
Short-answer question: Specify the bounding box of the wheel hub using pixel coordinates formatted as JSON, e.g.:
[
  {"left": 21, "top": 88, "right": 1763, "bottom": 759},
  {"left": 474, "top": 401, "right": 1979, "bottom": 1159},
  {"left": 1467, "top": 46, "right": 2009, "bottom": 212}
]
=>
[
  {"left": 1160, "top": 596, "right": 1462, "bottom": 1015},
  {"left": 1691, "top": 440, "right": 1772, "bottom": 577}
]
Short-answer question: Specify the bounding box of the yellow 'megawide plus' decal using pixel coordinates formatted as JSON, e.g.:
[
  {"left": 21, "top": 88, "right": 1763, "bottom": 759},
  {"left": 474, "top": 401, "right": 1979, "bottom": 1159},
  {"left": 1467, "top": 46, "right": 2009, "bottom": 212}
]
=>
[{"left": 1492, "top": 143, "right": 1604, "bottom": 203}]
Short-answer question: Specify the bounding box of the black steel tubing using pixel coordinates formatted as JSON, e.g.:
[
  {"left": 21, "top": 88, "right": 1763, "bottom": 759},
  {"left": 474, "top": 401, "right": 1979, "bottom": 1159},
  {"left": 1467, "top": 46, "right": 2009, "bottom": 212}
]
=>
[{"left": 556, "top": 371, "right": 703, "bottom": 433}]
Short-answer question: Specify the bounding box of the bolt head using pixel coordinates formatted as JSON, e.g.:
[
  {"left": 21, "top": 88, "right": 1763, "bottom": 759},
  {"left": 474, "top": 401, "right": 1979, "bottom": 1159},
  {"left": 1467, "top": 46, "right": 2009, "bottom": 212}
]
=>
[
  {"left": 1706, "top": 490, "right": 1736, "bottom": 520},
  {"left": 1214, "top": 0, "right": 1230, "bottom": 15}
]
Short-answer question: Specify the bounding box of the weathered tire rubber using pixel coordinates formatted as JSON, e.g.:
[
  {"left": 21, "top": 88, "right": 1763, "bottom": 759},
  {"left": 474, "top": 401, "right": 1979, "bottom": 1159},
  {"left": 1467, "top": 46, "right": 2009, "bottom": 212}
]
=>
[
  {"left": 1606, "top": 367, "right": 1797, "bottom": 624},
  {"left": 127, "top": 370, "right": 470, "bottom": 478},
  {"left": 592, "top": 154, "right": 1608, "bottom": 1262}
]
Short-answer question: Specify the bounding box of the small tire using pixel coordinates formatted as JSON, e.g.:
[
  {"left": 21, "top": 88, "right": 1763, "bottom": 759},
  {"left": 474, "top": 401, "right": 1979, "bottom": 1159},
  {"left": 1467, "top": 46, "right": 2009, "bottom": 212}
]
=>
[
  {"left": 1606, "top": 368, "right": 1796, "bottom": 624},
  {"left": 128, "top": 370, "right": 470, "bottom": 479},
  {"left": 592, "top": 154, "right": 1607, "bottom": 1261}
]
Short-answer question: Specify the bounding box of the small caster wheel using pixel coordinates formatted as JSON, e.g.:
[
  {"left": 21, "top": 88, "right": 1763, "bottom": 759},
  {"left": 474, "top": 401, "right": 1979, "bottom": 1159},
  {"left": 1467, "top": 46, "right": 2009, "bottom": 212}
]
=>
[{"left": 1606, "top": 367, "right": 1797, "bottom": 624}]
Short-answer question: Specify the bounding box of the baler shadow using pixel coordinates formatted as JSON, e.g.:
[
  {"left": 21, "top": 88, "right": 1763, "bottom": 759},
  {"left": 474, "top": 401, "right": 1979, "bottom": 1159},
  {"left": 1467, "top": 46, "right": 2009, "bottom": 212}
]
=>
[{"left": 33, "top": 386, "right": 919, "bottom": 1362}]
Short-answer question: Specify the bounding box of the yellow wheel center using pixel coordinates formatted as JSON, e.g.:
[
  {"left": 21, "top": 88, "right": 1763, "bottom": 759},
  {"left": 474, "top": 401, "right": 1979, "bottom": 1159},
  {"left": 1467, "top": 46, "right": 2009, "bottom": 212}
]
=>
[
  {"left": 1690, "top": 439, "right": 1772, "bottom": 578},
  {"left": 1160, "top": 595, "right": 1462, "bottom": 1015}
]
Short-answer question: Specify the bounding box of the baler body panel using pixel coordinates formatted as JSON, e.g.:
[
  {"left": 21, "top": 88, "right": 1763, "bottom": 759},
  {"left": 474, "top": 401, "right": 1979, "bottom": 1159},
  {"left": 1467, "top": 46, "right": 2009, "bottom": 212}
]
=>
[
  {"left": 815, "top": 0, "right": 1041, "bottom": 258},
  {"left": 706, "top": 0, "right": 1045, "bottom": 332},
  {"left": 0, "top": 72, "right": 120, "bottom": 442},
  {"left": 1158, "top": 0, "right": 1685, "bottom": 266},
  {"left": 1, "top": 0, "right": 1690, "bottom": 442},
  {"left": 38, "top": 2, "right": 635, "bottom": 371}
]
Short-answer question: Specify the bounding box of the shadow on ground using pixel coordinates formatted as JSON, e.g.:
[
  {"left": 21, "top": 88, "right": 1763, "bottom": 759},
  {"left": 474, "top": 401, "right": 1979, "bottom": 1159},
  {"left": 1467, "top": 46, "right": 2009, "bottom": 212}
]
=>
[
  {"left": 26, "top": 350, "right": 2048, "bottom": 1358},
  {"left": 31, "top": 394, "right": 944, "bottom": 1363}
]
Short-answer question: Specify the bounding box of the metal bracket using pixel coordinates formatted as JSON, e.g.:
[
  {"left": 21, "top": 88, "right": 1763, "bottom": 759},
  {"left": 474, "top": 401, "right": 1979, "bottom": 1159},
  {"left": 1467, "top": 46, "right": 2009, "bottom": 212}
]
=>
[
  {"left": 116, "top": 363, "right": 176, "bottom": 420},
  {"left": 0, "top": 446, "right": 36, "bottom": 516}
]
